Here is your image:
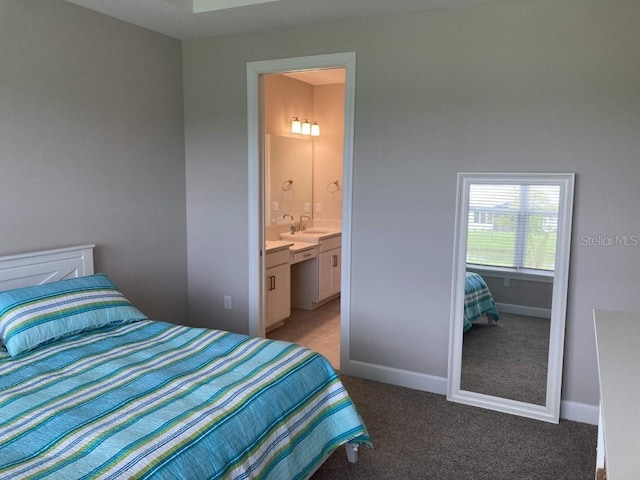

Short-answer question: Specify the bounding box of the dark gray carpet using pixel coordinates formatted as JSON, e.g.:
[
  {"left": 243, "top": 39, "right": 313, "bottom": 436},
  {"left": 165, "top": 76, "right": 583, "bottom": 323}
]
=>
[
  {"left": 461, "top": 313, "right": 550, "bottom": 405},
  {"left": 312, "top": 375, "right": 596, "bottom": 480}
]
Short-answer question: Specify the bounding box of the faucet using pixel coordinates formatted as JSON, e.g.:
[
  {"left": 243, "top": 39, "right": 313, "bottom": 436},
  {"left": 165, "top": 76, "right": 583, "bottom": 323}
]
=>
[
  {"left": 283, "top": 214, "right": 295, "bottom": 234},
  {"left": 299, "top": 215, "right": 311, "bottom": 232}
]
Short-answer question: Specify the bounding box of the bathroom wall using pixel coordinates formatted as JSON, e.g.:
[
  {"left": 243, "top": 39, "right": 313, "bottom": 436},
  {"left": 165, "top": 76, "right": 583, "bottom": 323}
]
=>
[
  {"left": 263, "top": 75, "right": 344, "bottom": 239},
  {"left": 264, "top": 75, "right": 313, "bottom": 137},
  {"left": 264, "top": 75, "right": 313, "bottom": 230},
  {"left": 312, "top": 84, "right": 345, "bottom": 225}
]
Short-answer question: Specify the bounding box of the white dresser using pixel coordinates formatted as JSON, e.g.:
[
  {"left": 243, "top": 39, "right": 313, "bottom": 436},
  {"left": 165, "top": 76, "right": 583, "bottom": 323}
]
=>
[{"left": 594, "top": 309, "right": 640, "bottom": 480}]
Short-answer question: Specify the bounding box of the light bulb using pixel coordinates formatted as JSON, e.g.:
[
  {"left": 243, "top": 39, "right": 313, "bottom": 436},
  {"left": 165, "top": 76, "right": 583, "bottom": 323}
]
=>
[{"left": 290, "top": 117, "right": 301, "bottom": 134}]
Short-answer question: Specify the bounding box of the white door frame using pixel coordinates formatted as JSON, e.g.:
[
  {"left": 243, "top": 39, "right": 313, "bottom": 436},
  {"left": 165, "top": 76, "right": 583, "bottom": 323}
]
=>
[{"left": 246, "top": 52, "right": 356, "bottom": 369}]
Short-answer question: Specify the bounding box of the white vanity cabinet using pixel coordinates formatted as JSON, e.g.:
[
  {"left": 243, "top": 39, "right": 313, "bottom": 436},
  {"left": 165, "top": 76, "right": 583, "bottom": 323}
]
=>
[
  {"left": 265, "top": 247, "right": 291, "bottom": 329},
  {"left": 290, "top": 234, "right": 341, "bottom": 309},
  {"left": 318, "top": 236, "right": 341, "bottom": 302}
]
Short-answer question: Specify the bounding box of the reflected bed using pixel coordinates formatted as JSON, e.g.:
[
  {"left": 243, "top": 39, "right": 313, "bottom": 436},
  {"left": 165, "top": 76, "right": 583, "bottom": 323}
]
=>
[{"left": 463, "top": 272, "right": 499, "bottom": 332}]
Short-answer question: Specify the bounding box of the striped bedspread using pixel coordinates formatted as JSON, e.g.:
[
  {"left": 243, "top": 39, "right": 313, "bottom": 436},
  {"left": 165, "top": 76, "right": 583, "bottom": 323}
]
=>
[
  {"left": 0, "top": 320, "right": 370, "bottom": 479},
  {"left": 464, "top": 272, "right": 499, "bottom": 332}
]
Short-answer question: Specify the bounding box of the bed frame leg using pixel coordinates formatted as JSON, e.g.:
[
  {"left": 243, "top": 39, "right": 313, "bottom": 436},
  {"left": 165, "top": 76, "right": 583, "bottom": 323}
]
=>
[{"left": 345, "top": 442, "right": 359, "bottom": 463}]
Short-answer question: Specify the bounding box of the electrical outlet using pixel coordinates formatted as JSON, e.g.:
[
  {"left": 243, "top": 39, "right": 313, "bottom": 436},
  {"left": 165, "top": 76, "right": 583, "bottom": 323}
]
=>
[
  {"left": 503, "top": 278, "right": 510, "bottom": 288},
  {"left": 224, "top": 295, "right": 232, "bottom": 310},
  {"left": 315, "top": 203, "right": 322, "bottom": 213},
  {"left": 304, "top": 202, "right": 311, "bottom": 212},
  {"left": 271, "top": 201, "right": 278, "bottom": 212}
]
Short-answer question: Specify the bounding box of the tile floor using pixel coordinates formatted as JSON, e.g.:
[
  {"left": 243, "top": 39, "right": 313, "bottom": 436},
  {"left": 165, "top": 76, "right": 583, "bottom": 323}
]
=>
[{"left": 266, "top": 297, "right": 340, "bottom": 370}]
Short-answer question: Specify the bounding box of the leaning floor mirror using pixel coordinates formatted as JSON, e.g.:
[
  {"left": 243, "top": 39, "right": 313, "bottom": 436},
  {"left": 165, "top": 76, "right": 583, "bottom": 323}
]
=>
[{"left": 447, "top": 172, "right": 575, "bottom": 423}]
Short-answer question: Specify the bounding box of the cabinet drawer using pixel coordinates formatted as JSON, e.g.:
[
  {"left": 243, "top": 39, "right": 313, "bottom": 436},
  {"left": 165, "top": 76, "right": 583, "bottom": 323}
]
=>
[
  {"left": 266, "top": 249, "right": 290, "bottom": 269},
  {"left": 318, "top": 235, "right": 341, "bottom": 252},
  {"left": 292, "top": 247, "right": 317, "bottom": 264}
]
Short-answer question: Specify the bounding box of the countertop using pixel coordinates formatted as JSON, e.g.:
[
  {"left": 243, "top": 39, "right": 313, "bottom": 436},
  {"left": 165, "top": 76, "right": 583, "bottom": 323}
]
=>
[
  {"left": 288, "top": 242, "right": 318, "bottom": 253},
  {"left": 265, "top": 240, "right": 293, "bottom": 253},
  {"left": 279, "top": 229, "right": 342, "bottom": 243},
  {"left": 266, "top": 230, "right": 341, "bottom": 254},
  {"left": 264, "top": 240, "right": 318, "bottom": 254}
]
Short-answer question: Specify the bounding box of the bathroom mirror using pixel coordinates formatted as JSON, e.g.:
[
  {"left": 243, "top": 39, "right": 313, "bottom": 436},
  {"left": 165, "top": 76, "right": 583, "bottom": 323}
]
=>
[
  {"left": 265, "top": 134, "right": 313, "bottom": 225},
  {"left": 447, "top": 172, "right": 574, "bottom": 423}
]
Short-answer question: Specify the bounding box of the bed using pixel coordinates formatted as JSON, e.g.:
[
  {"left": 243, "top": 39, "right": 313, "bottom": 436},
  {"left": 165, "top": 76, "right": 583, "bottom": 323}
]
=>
[
  {"left": 0, "top": 245, "right": 370, "bottom": 479},
  {"left": 463, "top": 272, "right": 499, "bottom": 333}
]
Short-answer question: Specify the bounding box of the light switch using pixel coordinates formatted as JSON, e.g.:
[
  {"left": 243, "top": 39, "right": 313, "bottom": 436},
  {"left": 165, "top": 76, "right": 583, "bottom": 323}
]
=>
[
  {"left": 304, "top": 203, "right": 311, "bottom": 212},
  {"left": 315, "top": 203, "right": 322, "bottom": 213}
]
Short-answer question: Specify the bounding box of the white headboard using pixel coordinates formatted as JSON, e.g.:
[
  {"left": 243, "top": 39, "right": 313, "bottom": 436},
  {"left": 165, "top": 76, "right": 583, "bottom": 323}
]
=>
[{"left": 0, "top": 245, "right": 95, "bottom": 292}]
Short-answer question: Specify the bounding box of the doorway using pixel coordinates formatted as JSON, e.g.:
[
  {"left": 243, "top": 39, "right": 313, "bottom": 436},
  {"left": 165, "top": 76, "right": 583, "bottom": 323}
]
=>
[
  {"left": 262, "top": 69, "right": 345, "bottom": 369},
  {"left": 246, "top": 52, "right": 356, "bottom": 372}
]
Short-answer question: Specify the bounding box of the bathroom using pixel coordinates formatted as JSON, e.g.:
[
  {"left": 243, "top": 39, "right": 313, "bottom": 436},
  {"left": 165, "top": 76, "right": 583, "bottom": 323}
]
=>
[{"left": 262, "top": 68, "right": 345, "bottom": 368}]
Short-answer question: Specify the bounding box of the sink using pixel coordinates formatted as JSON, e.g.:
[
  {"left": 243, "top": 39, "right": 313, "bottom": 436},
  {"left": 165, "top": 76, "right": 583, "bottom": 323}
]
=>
[{"left": 279, "top": 229, "right": 341, "bottom": 243}]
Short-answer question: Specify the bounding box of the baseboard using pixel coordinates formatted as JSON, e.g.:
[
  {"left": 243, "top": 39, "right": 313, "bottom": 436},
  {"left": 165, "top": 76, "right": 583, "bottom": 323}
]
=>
[
  {"left": 496, "top": 302, "right": 551, "bottom": 319},
  {"left": 341, "top": 360, "right": 599, "bottom": 425},
  {"left": 560, "top": 399, "right": 599, "bottom": 425},
  {"left": 340, "top": 359, "right": 448, "bottom": 395}
]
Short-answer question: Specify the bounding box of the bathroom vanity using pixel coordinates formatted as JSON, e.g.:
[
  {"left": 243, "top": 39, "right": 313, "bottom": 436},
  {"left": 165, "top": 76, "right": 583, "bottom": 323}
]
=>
[
  {"left": 264, "top": 228, "right": 341, "bottom": 331},
  {"left": 280, "top": 229, "right": 342, "bottom": 311}
]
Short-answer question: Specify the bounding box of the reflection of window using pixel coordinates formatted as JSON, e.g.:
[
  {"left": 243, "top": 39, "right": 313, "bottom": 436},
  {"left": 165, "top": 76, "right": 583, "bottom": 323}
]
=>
[{"left": 467, "top": 184, "right": 560, "bottom": 271}]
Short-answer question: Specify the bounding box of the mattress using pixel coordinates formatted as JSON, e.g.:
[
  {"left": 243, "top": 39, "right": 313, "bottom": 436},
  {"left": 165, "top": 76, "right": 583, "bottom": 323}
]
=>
[{"left": 0, "top": 320, "right": 370, "bottom": 479}]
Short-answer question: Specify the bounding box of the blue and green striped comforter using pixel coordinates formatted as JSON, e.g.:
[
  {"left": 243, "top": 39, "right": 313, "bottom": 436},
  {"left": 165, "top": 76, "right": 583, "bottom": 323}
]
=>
[
  {"left": 464, "top": 272, "right": 499, "bottom": 332},
  {"left": 0, "top": 320, "right": 370, "bottom": 479}
]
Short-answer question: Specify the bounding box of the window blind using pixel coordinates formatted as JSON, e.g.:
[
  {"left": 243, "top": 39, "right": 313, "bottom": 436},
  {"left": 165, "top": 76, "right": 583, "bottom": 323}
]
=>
[{"left": 466, "top": 183, "right": 560, "bottom": 271}]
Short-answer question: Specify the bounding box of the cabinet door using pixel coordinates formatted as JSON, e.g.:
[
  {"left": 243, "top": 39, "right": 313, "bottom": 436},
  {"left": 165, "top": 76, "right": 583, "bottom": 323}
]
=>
[
  {"left": 266, "top": 262, "right": 291, "bottom": 328},
  {"left": 318, "top": 247, "right": 341, "bottom": 301},
  {"left": 331, "top": 248, "right": 341, "bottom": 295}
]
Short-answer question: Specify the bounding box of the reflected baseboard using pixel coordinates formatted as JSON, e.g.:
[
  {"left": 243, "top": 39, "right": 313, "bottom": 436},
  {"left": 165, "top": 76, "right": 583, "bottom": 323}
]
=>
[{"left": 495, "top": 302, "right": 551, "bottom": 319}]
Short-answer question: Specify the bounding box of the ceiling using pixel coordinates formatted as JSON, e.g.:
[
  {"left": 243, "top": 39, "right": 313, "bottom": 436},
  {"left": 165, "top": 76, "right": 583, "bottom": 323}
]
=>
[
  {"left": 282, "top": 69, "right": 346, "bottom": 86},
  {"left": 63, "top": 0, "right": 505, "bottom": 41}
]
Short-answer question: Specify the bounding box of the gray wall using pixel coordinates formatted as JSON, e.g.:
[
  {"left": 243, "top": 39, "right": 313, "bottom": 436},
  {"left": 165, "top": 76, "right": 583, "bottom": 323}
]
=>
[
  {"left": 484, "top": 276, "right": 553, "bottom": 310},
  {"left": 183, "top": 0, "right": 640, "bottom": 409},
  {"left": 0, "top": 0, "right": 188, "bottom": 323}
]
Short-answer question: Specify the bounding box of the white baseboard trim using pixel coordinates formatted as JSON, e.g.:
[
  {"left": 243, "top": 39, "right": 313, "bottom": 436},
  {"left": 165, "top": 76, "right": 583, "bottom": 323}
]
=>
[
  {"left": 341, "top": 359, "right": 599, "bottom": 425},
  {"left": 341, "top": 360, "right": 448, "bottom": 395},
  {"left": 560, "top": 400, "right": 599, "bottom": 425},
  {"left": 496, "top": 302, "right": 551, "bottom": 319}
]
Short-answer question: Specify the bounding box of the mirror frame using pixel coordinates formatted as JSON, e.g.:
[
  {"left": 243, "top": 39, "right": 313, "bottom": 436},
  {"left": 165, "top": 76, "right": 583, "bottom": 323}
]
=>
[{"left": 447, "top": 172, "right": 575, "bottom": 423}]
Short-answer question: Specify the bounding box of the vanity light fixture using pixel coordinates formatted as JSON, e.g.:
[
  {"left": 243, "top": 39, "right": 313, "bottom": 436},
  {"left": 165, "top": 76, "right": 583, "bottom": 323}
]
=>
[
  {"left": 301, "top": 120, "right": 311, "bottom": 135},
  {"left": 290, "top": 117, "right": 302, "bottom": 134},
  {"left": 290, "top": 117, "right": 320, "bottom": 137}
]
